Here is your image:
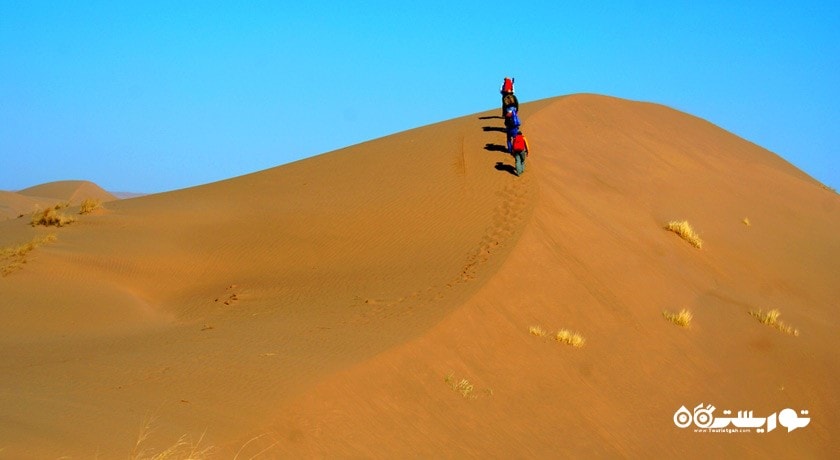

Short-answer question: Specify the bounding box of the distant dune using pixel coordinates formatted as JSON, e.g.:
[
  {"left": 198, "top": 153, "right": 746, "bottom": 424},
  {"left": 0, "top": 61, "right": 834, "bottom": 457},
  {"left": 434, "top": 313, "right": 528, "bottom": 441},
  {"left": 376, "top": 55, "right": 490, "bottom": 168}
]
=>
[
  {"left": 110, "top": 191, "right": 147, "bottom": 199},
  {"left": 1, "top": 180, "right": 118, "bottom": 220},
  {"left": 0, "top": 190, "right": 44, "bottom": 221},
  {"left": 0, "top": 94, "right": 837, "bottom": 458},
  {"left": 16, "top": 179, "right": 118, "bottom": 204}
]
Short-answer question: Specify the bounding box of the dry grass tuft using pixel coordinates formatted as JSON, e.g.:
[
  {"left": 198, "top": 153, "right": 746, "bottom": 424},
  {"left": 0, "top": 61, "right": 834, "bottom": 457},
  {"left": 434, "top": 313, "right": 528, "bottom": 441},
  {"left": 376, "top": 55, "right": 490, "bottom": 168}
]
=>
[
  {"left": 130, "top": 415, "right": 214, "bottom": 460},
  {"left": 453, "top": 378, "right": 475, "bottom": 398},
  {"left": 31, "top": 205, "right": 76, "bottom": 227},
  {"left": 147, "top": 434, "right": 213, "bottom": 460},
  {"left": 531, "top": 325, "right": 586, "bottom": 348},
  {"left": 79, "top": 198, "right": 103, "bottom": 214},
  {"left": 663, "top": 308, "right": 693, "bottom": 328},
  {"left": 1, "top": 234, "right": 57, "bottom": 276},
  {"left": 444, "top": 373, "right": 490, "bottom": 400},
  {"left": 750, "top": 309, "right": 799, "bottom": 336},
  {"left": 529, "top": 325, "right": 547, "bottom": 337},
  {"left": 665, "top": 220, "right": 703, "bottom": 248},
  {"left": 233, "top": 433, "right": 280, "bottom": 460},
  {"left": 444, "top": 373, "right": 474, "bottom": 399},
  {"left": 555, "top": 329, "right": 586, "bottom": 348}
]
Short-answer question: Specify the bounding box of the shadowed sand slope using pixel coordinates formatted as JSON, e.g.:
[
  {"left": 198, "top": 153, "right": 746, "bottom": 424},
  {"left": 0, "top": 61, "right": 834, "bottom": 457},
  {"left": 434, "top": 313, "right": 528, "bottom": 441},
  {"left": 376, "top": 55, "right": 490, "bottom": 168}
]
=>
[
  {"left": 1, "top": 95, "right": 837, "bottom": 458},
  {"left": 253, "top": 95, "right": 839, "bottom": 458}
]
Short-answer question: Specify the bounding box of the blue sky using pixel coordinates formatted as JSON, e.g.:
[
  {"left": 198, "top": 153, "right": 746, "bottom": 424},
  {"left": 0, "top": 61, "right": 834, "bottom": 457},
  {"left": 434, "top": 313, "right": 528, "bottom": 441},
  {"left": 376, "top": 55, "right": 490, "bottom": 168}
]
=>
[{"left": 1, "top": 1, "right": 838, "bottom": 193}]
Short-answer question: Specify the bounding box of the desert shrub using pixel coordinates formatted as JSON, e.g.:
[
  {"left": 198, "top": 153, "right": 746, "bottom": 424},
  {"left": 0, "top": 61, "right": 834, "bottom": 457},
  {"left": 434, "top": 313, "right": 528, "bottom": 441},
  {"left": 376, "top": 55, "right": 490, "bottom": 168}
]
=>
[
  {"left": 79, "top": 198, "right": 102, "bottom": 214},
  {"left": 31, "top": 206, "right": 75, "bottom": 227},
  {"left": 665, "top": 220, "right": 703, "bottom": 248}
]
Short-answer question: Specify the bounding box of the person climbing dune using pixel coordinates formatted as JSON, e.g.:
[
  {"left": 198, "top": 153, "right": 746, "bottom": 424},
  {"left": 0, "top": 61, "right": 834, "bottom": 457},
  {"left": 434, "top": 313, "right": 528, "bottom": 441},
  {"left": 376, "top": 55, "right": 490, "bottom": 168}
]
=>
[
  {"left": 500, "top": 76, "right": 515, "bottom": 95},
  {"left": 502, "top": 92, "right": 519, "bottom": 117},
  {"left": 500, "top": 77, "right": 518, "bottom": 116},
  {"left": 510, "top": 130, "right": 530, "bottom": 177},
  {"left": 504, "top": 107, "right": 521, "bottom": 153}
]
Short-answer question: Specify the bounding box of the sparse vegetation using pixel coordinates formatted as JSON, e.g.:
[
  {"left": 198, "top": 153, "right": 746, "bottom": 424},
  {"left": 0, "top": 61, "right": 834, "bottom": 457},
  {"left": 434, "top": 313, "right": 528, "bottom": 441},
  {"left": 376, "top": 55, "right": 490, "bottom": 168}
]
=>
[
  {"left": 665, "top": 220, "right": 703, "bottom": 248},
  {"left": 555, "top": 329, "right": 586, "bottom": 348},
  {"left": 233, "top": 433, "right": 280, "bottom": 460},
  {"left": 530, "top": 325, "right": 585, "bottom": 348},
  {"left": 529, "top": 325, "right": 547, "bottom": 337},
  {"left": 750, "top": 309, "right": 799, "bottom": 336},
  {"left": 663, "top": 308, "right": 693, "bottom": 328},
  {"left": 79, "top": 198, "right": 102, "bottom": 214},
  {"left": 454, "top": 378, "right": 475, "bottom": 398},
  {"left": 130, "top": 415, "right": 214, "bottom": 460},
  {"left": 31, "top": 205, "right": 75, "bottom": 227},
  {"left": 444, "top": 373, "right": 491, "bottom": 400},
  {"left": 444, "top": 373, "right": 475, "bottom": 399},
  {"left": 1, "top": 234, "right": 56, "bottom": 276},
  {"left": 2, "top": 262, "right": 23, "bottom": 277}
]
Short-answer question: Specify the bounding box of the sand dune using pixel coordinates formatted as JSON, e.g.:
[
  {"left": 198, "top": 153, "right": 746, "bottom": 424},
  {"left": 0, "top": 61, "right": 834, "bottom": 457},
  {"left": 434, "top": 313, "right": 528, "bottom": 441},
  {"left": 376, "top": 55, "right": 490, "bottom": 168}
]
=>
[
  {"left": 16, "top": 179, "right": 118, "bottom": 204},
  {"left": 0, "top": 94, "right": 837, "bottom": 458},
  {"left": 0, "top": 191, "right": 43, "bottom": 221},
  {"left": 1, "top": 180, "right": 118, "bottom": 220}
]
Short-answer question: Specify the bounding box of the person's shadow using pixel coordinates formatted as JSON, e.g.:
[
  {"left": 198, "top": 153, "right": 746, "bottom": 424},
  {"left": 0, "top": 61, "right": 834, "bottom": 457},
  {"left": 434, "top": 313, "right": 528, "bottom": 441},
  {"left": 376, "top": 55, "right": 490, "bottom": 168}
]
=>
[
  {"left": 494, "top": 162, "right": 517, "bottom": 176},
  {"left": 482, "top": 126, "right": 506, "bottom": 132},
  {"left": 484, "top": 143, "right": 507, "bottom": 153}
]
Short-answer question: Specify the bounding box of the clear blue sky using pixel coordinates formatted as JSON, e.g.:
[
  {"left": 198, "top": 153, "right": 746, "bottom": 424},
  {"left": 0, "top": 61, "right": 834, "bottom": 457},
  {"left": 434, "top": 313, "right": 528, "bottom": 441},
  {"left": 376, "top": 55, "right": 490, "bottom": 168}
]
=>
[{"left": 1, "top": 1, "right": 838, "bottom": 193}]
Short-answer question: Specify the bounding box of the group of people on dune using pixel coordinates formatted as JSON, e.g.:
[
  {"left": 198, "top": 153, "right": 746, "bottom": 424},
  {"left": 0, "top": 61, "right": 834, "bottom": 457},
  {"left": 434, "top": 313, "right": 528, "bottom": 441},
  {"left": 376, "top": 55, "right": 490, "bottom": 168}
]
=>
[{"left": 500, "top": 77, "right": 530, "bottom": 176}]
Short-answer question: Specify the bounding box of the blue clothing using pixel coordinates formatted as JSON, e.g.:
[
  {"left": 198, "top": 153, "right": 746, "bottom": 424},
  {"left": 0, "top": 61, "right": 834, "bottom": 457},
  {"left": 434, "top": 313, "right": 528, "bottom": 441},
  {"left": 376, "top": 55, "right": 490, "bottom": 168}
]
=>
[
  {"left": 504, "top": 107, "right": 521, "bottom": 151},
  {"left": 505, "top": 108, "right": 521, "bottom": 129}
]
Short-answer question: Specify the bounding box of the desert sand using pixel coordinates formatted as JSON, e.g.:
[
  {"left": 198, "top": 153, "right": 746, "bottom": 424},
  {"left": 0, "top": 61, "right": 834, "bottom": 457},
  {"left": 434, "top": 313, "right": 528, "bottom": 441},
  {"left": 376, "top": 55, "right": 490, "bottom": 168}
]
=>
[
  {"left": 0, "top": 94, "right": 837, "bottom": 458},
  {"left": 0, "top": 180, "right": 117, "bottom": 221}
]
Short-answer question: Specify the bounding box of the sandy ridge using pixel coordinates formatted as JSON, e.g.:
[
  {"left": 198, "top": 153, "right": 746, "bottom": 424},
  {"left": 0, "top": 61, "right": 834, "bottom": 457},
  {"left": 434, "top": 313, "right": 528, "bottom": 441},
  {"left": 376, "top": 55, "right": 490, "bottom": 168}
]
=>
[
  {"left": 0, "top": 94, "right": 837, "bottom": 458},
  {"left": 236, "top": 95, "right": 839, "bottom": 458}
]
